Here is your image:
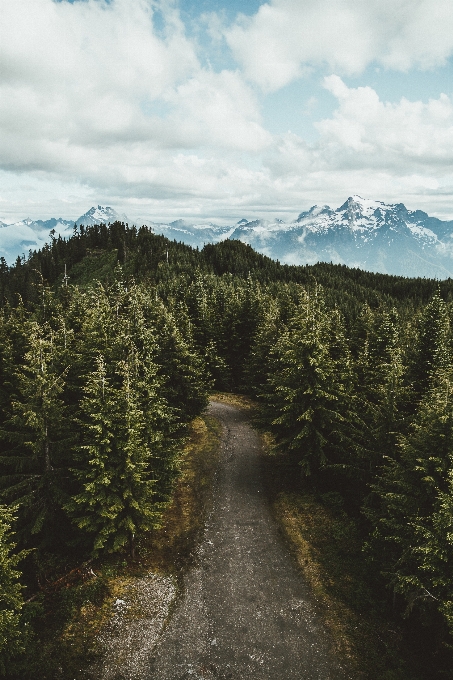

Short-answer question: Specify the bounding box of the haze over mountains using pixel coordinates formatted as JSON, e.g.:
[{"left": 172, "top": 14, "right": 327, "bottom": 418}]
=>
[
  {"left": 2, "top": 197, "right": 453, "bottom": 279},
  {"left": 229, "top": 196, "right": 453, "bottom": 279}
]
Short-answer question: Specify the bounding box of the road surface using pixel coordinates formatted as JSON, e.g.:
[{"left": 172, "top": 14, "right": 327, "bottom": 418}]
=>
[{"left": 146, "top": 400, "right": 344, "bottom": 680}]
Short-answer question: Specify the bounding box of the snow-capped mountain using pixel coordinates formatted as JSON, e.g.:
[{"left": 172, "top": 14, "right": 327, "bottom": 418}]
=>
[
  {"left": 76, "top": 205, "right": 129, "bottom": 227},
  {"left": 229, "top": 196, "right": 453, "bottom": 279},
  {"left": 0, "top": 217, "right": 74, "bottom": 264},
  {"left": 0, "top": 206, "right": 129, "bottom": 263},
  {"left": 2, "top": 197, "right": 453, "bottom": 278}
]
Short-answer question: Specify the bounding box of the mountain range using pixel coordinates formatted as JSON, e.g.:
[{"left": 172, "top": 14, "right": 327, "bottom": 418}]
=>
[
  {"left": 2, "top": 197, "right": 453, "bottom": 278},
  {"left": 229, "top": 196, "right": 453, "bottom": 279}
]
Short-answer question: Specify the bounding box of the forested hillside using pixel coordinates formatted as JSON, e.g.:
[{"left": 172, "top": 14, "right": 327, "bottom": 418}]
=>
[{"left": 2, "top": 221, "right": 453, "bottom": 677}]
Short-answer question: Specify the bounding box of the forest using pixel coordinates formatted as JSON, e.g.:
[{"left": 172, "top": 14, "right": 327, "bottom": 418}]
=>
[{"left": 1, "top": 221, "right": 453, "bottom": 677}]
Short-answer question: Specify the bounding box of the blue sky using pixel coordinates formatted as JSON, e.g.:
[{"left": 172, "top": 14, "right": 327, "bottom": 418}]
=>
[{"left": 0, "top": 0, "right": 452, "bottom": 224}]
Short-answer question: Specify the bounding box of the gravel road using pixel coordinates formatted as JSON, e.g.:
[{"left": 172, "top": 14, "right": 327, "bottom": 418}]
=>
[{"left": 146, "top": 401, "right": 344, "bottom": 680}]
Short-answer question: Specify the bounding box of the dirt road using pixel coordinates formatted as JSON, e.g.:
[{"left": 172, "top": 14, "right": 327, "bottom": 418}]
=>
[{"left": 146, "top": 401, "right": 344, "bottom": 680}]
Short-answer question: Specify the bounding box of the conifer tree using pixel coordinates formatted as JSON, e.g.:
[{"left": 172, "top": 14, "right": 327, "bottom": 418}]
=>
[
  {"left": 365, "top": 370, "right": 453, "bottom": 626},
  {"left": 65, "top": 279, "right": 180, "bottom": 557},
  {"left": 0, "top": 505, "right": 28, "bottom": 674},
  {"left": 244, "top": 296, "right": 282, "bottom": 397},
  {"left": 65, "top": 355, "right": 168, "bottom": 556},
  {"left": 0, "top": 301, "right": 32, "bottom": 433},
  {"left": 263, "top": 288, "right": 355, "bottom": 479},
  {"left": 137, "top": 288, "right": 209, "bottom": 423},
  {"left": 356, "top": 307, "right": 408, "bottom": 482},
  {"left": 0, "top": 320, "right": 71, "bottom": 550},
  {"left": 410, "top": 291, "right": 450, "bottom": 402},
  {"left": 184, "top": 273, "right": 232, "bottom": 389}
]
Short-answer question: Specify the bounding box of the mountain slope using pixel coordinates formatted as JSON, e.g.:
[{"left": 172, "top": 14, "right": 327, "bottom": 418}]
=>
[
  {"left": 0, "top": 217, "right": 74, "bottom": 263},
  {"left": 229, "top": 196, "right": 453, "bottom": 278},
  {"left": 0, "top": 207, "right": 127, "bottom": 264},
  {"left": 139, "top": 219, "right": 235, "bottom": 248}
]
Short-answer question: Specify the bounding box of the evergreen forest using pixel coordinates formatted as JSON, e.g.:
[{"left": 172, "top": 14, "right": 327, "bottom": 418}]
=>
[{"left": 2, "top": 221, "right": 453, "bottom": 676}]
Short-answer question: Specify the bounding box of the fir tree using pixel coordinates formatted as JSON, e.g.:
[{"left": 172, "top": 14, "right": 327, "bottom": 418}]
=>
[
  {"left": 0, "top": 320, "right": 71, "bottom": 551},
  {"left": 365, "top": 370, "right": 453, "bottom": 627},
  {"left": 65, "top": 355, "right": 168, "bottom": 556},
  {"left": 244, "top": 296, "right": 282, "bottom": 398},
  {"left": 356, "top": 307, "right": 408, "bottom": 482},
  {"left": 263, "top": 288, "right": 355, "bottom": 479},
  {"left": 410, "top": 291, "right": 450, "bottom": 402},
  {"left": 0, "top": 505, "right": 28, "bottom": 675}
]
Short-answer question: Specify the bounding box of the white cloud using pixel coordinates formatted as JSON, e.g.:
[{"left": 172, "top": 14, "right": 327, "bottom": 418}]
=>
[
  {"left": 2, "top": 72, "right": 453, "bottom": 223},
  {"left": 316, "top": 76, "right": 453, "bottom": 168},
  {"left": 0, "top": 0, "right": 269, "bottom": 177},
  {"left": 226, "top": 0, "right": 453, "bottom": 91},
  {"left": 167, "top": 70, "right": 272, "bottom": 151},
  {"left": 0, "top": 0, "right": 452, "bottom": 226},
  {"left": 259, "top": 79, "right": 453, "bottom": 218}
]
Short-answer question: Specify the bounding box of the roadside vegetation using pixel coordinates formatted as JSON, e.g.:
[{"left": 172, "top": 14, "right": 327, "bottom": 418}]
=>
[
  {"left": 3, "top": 413, "right": 221, "bottom": 679},
  {"left": 261, "top": 443, "right": 453, "bottom": 680},
  {"left": 2, "top": 221, "right": 453, "bottom": 677}
]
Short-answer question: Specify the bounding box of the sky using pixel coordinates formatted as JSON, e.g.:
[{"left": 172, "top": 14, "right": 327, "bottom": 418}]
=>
[{"left": 0, "top": 0, "right": 452, "bottom": 225}]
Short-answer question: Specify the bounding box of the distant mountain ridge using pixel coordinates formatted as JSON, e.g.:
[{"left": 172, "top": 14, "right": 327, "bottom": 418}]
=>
[
  {"left": 1, "top": 197, "right": 453, "bottom": 278},
  {"left": 229, "top": 196, "right": 453, "bottom": 278},
  {"left": 0, "top": 207, "right": 127, "bottom": 265}
]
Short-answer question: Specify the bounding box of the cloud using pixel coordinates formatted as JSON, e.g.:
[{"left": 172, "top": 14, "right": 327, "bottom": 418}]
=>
[
  {"left": 0, "top": 0, "right": 452, "bottom": 225},
  {"left": 262, "top": 79, "right": 453, "bottom": 193},
  {"left": 258, "top": 79, "right": 453, "bottom": 218},
  {"left": 316, "top": 76, "right": 453, "bottom": 168},
  {"left": 166, "top": 70, "right": 272, "bottom": 151},
  {"left": 226, "top": 0, "right": 453, "bottom": 91},
  {"left": 0, "top": 0, "right": 269, "bottom": 177}
]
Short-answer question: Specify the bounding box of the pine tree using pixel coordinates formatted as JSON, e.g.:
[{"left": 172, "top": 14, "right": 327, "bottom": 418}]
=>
[
  {"left": 0, "top": 505, "right": 28, "bottom": 675},
  {"left": 356, "top": 307, "right": 408, "bottom": 481},
  {"left": 65, "top": 356, "right": 161, "bottom": 555},
  {"left": 136, "top": 288, "right": 210, "bottom": 423},
  {"left": 0, "top": 319, "right": 71, "bottom": 551},
  {"left": 263, "top": 287, "right": 355, "bottom": 479},
  {"left": 64, "top": 279, "right": 181, "bottom": 557},
  {"left": 244, "top": 296, "right": 282, "bottom": 398},
  {"left": 0, "top": 301, "right": 32, "bottom": 433},
  {"left": 365, "top": 370, "right": 453, "bottom": 627},
  {"left": 410, "top": 291, "right": 450, "bottom": 402}
]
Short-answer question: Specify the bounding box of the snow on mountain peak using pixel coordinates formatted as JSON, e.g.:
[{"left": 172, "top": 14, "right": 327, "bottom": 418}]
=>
[
  {"left": 296, "top": 204, "right": 333, "bottom": 223},
  {"left": 2, "top": 197, "right": 453, "bottom": 278},
  {"left": 77, "top": 205, "right": 128, "bottom": 226}
]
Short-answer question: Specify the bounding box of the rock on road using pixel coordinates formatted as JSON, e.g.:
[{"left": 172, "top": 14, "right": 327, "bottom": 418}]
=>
[{"left": 146, "top": 401, "right": 344, "bottom": 680}]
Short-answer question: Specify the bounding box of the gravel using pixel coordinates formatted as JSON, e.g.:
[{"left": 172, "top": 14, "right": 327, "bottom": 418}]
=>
[
  {"left": 88, "top": 573, "right": 177, "bottom": 680},
  {"left": 146, "top": 401, "right": 345, "bottom": 680}
]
